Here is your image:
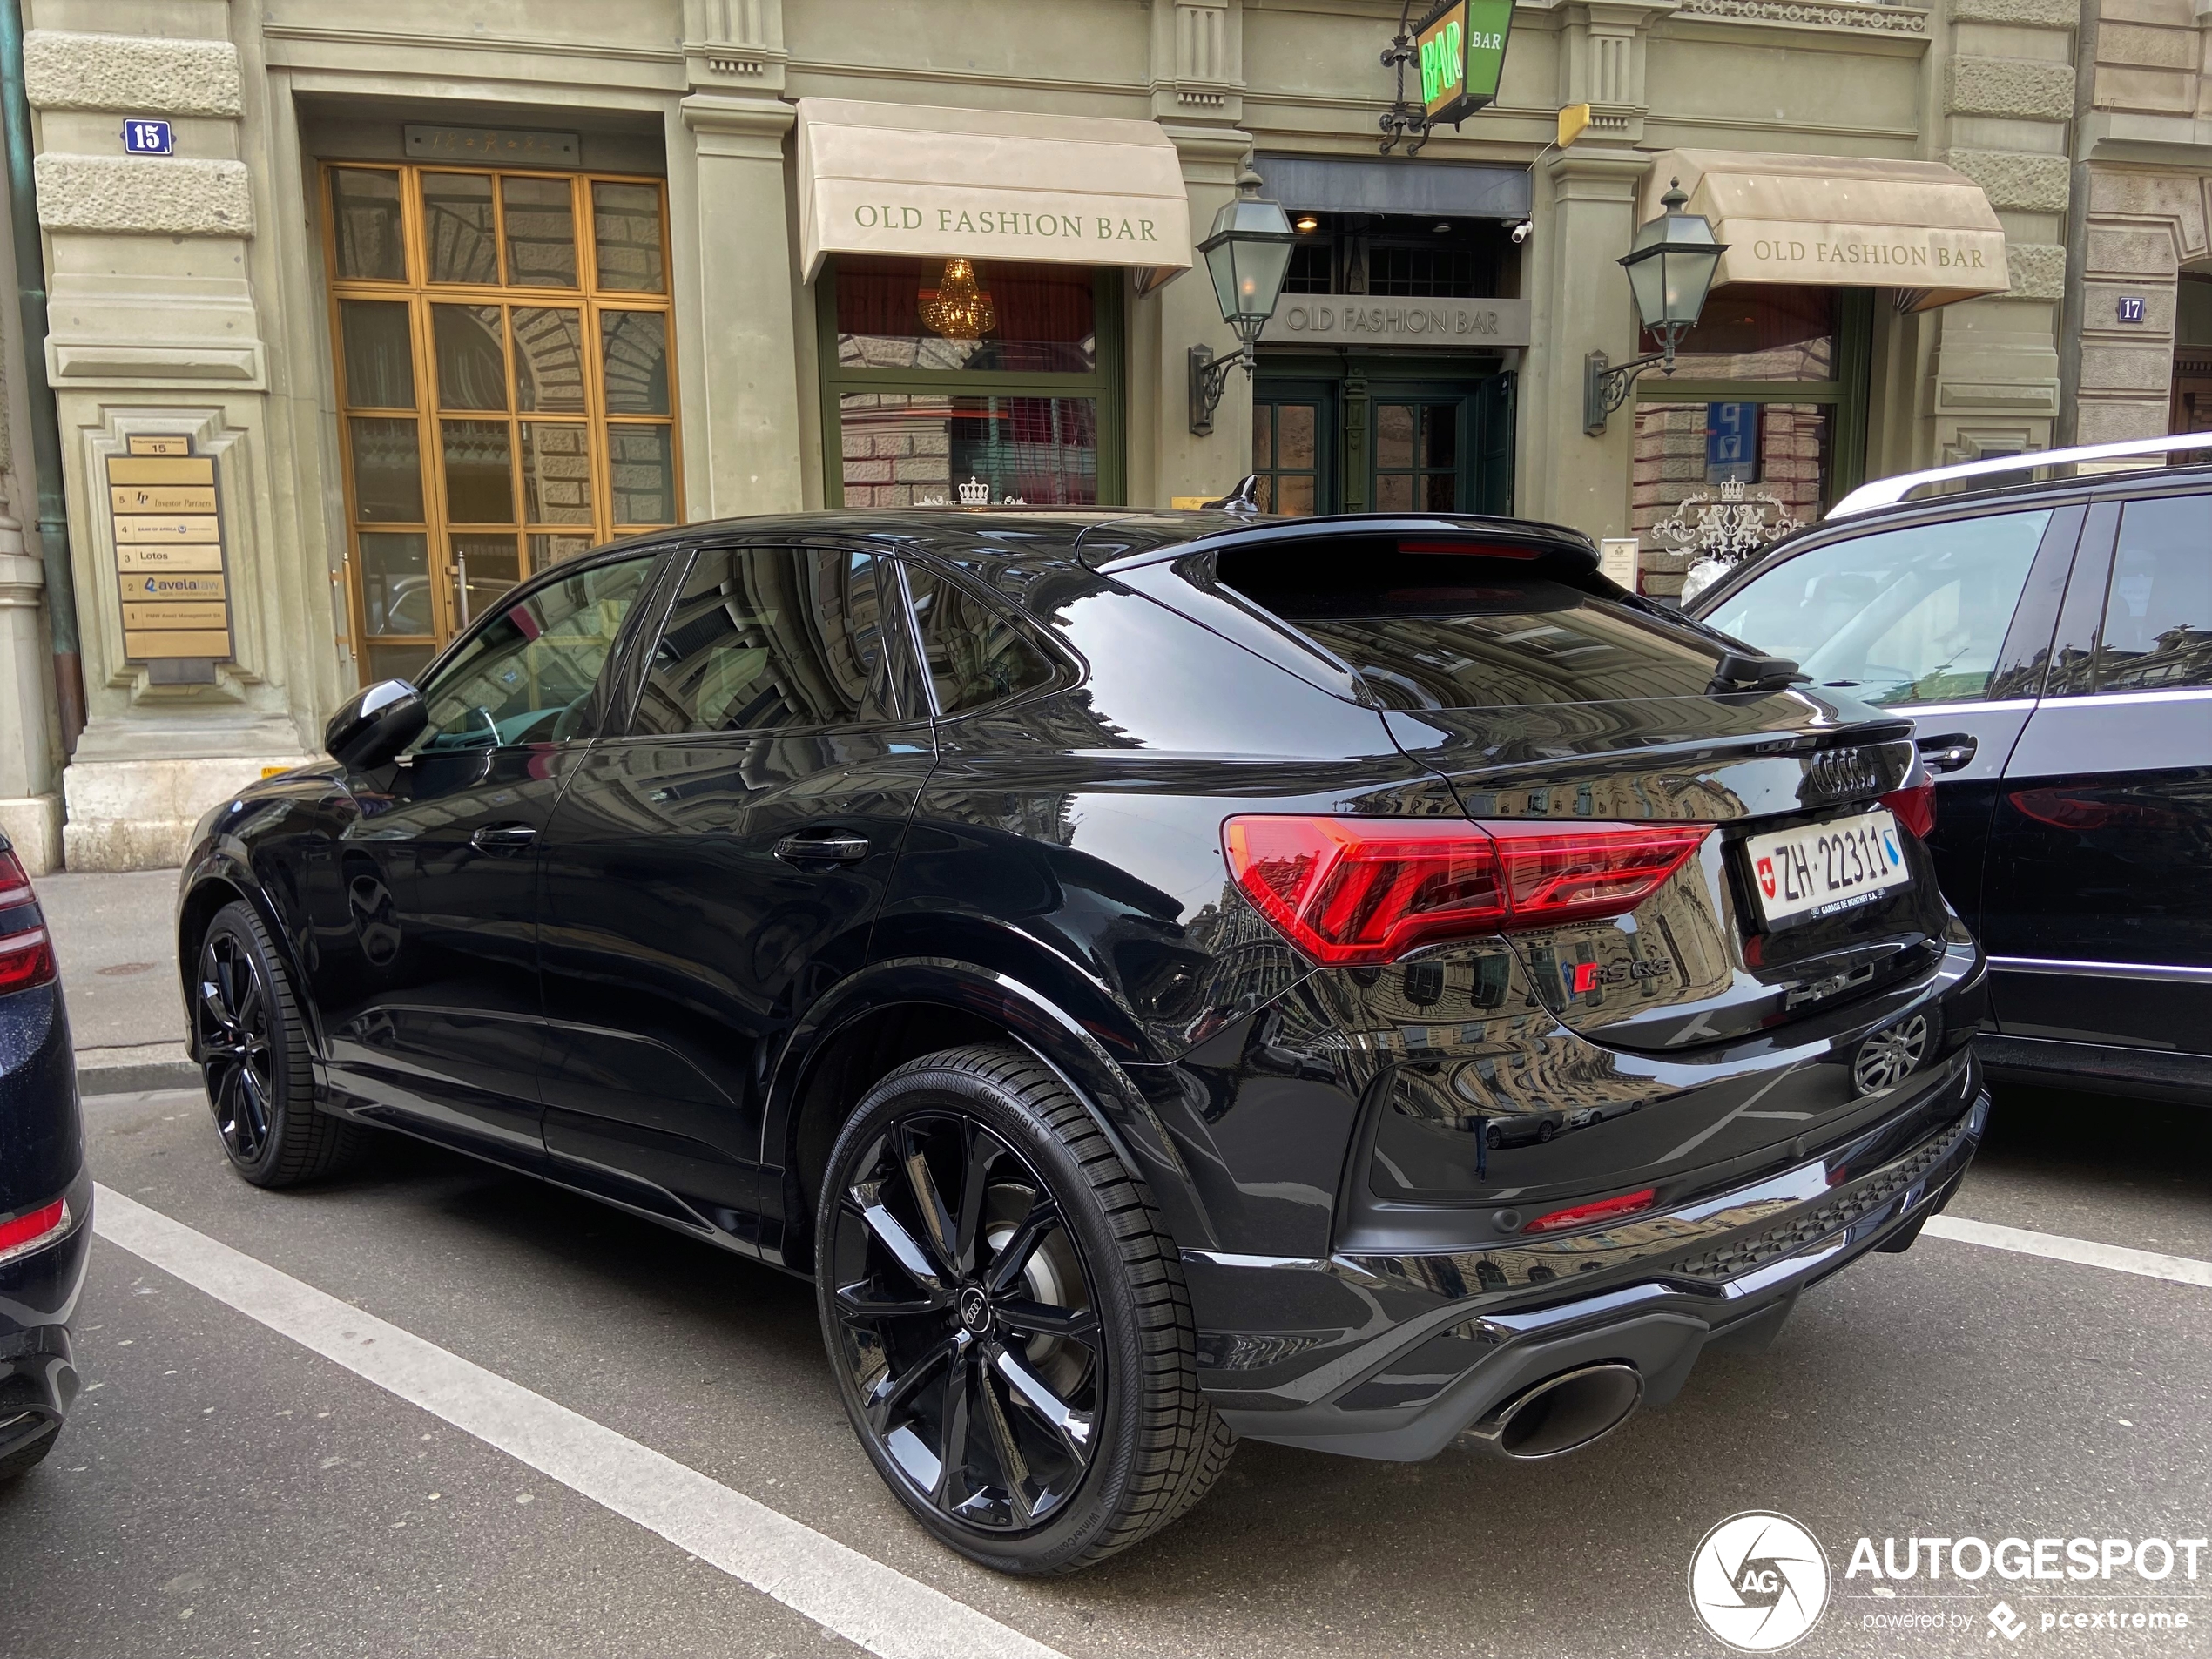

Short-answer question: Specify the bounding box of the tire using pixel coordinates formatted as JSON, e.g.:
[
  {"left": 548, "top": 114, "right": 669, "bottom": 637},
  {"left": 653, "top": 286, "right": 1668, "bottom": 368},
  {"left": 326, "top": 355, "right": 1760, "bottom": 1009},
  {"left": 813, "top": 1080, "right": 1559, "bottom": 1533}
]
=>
[
  {"left": 193, "top": 900, "right": 365, "bottom": 1187},
  {"left": 815, "top": 1043, "right": 1234, "bottom": 1575},
  {"left": 0, "top": 1422, "right": 58, "bottom": 1483}
]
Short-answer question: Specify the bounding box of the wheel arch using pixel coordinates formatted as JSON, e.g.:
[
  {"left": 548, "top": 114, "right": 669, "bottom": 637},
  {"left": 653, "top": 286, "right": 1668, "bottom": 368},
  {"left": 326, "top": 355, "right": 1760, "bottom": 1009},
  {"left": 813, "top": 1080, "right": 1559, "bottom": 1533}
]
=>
[
  {"left": 769, "top": 957, "right": 1215, "bottom": 1277},
  {"left": 176, "top": 844, "right": 323, "bottom": 1061}
]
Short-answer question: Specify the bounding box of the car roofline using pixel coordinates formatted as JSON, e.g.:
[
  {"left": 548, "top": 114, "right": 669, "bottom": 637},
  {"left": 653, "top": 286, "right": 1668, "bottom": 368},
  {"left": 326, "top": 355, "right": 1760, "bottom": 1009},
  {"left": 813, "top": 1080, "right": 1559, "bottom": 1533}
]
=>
[
  {"left": 1076, "top": 511, "right": 1602, "bottom": 576},
  {"left": 1830, "top": 432, "right": 2212, "bottom": 518}
]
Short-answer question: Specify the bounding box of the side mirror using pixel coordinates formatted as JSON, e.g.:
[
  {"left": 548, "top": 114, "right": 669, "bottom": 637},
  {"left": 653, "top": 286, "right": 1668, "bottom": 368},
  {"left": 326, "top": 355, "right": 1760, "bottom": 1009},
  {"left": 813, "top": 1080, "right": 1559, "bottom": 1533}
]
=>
[{"left": 325, "top": 678, "right": 427, "bottom": 771}]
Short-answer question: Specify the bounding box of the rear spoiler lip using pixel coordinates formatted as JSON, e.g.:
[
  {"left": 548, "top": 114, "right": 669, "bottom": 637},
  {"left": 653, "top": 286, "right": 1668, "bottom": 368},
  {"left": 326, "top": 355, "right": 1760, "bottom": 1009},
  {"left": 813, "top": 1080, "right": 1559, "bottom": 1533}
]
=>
[{"left": 1078, "top": 511, "right": 1602, "bottom": 577}]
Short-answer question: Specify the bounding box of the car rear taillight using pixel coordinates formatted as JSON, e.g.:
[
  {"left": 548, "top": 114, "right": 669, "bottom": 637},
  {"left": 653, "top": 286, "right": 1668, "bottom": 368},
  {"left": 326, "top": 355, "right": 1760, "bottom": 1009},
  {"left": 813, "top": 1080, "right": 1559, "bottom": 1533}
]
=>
[
  {"left": 0, "top": 847, "right": 31, "bottom": 908},
  {"left": 0, "top": 850, "right": 53, "bottom": 994},
  {"left": 1220, "top": 816, "right": 1712, "bottom": 967},
  {"left": 1523, "top": 1187, "right": 1656, "bottom": 1235},
  {"left": 0, "top": 925, "right": 53, "bottom": 993},
  {"left": 0, "top": 1197, "right": 69, "bottom": 1266},
  {"left": 1879, "top": 778, "right": 1937, "bottom": 840}
]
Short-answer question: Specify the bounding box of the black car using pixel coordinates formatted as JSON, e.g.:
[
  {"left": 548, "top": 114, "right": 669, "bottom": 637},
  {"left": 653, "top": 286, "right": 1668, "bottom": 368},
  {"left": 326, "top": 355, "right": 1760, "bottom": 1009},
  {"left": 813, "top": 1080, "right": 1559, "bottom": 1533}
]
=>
[
  {"left": 0, "top": 833, "right": 91, "bottom": 1483},
  {"left": 178, "top": 510, "right": 1988, "bottom": 1574},
  {"left": 1691, "top": 453, "right": 2212, "bottom": 1104}
]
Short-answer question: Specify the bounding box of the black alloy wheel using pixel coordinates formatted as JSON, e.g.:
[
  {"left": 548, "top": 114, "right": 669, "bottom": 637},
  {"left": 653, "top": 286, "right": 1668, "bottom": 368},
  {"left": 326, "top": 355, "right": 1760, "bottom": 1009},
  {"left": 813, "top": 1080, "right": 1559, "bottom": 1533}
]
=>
[
  {"left": 832, "top": 1112, "right": 1103, "bottom": 1533},
  {"left": 193, "top": 900, "right": 363, "bottom": 1187},
  {"left": 818, "top": 1045, "right": 1234, "bottom": 1575},
  {"left": 198, "top": 925, "right": 275, "bottom": 1163}
]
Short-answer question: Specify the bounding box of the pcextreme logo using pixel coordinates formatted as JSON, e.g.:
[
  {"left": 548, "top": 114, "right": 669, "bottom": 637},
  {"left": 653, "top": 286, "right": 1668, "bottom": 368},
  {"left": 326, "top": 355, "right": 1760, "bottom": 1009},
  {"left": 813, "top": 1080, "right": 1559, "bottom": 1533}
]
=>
[{"left": 1689, "top": 1512, "right": 1832, "bottom": 1651}]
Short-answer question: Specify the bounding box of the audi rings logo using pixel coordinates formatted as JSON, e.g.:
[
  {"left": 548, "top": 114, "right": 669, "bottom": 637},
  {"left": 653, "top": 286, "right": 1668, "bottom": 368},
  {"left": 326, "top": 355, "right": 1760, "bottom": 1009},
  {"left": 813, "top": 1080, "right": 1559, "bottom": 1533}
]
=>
[
  {"left": 1689, "top": 1512, "right": 1831, "bottom": 1651},
  {"left": 1803, "top": 747, "right": 1883, "bottom": 804},
  {"left": 1853, "top": 1014, "right": 1931, "bottom": 1096}
]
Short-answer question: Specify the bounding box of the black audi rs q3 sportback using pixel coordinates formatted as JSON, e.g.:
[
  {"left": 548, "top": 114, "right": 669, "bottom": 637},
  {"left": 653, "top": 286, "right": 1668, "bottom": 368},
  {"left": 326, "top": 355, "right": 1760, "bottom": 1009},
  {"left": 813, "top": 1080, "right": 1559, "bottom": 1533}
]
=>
[{"left": 177, "top": 509, "right": 1990, "bottom": 1574}]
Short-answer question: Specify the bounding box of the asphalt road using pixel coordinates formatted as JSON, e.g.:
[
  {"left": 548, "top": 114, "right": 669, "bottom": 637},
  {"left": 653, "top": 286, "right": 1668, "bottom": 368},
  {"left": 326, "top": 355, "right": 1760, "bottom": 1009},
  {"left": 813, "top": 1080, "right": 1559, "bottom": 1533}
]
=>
[{"left": 4, "top": 1081, "right": 2207, "bottom": 1659}]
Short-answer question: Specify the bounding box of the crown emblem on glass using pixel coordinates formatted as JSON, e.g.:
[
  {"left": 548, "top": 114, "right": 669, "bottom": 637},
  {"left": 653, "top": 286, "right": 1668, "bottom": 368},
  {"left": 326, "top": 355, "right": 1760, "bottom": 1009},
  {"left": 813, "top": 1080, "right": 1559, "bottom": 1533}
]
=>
[{"left": 956, "top": 476, "right": 991, "bottom": 506}]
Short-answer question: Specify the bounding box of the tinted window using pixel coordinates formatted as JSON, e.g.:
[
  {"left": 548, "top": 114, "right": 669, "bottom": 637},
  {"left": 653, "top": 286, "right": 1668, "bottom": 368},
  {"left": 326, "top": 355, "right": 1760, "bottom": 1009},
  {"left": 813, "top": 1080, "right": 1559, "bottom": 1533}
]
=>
[
  {"left": 1704, "top": 509, "right": 2049, "bottom": 707},
  {"left": 900, "top": 559, "right": 1060, "bottom": 714},
  {"left": 1222, "top": 548, "right": 1725, "bottom": 710},
  {"left": 2093, "top": 496, "right": 2212, "bottom": 692},
  {"left": 411, "top": 555, "right": 652, "bottom": 752},
  {"left": 631, "top": 545, "right": 894, "bottom": 735}
]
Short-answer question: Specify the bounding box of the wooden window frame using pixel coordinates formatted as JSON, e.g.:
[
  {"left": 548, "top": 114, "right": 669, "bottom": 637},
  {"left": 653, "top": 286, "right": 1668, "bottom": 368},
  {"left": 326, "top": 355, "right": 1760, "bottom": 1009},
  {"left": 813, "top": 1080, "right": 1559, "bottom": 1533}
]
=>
[{"left": 322, "top": 161, "right": 683, "bottom": 678}]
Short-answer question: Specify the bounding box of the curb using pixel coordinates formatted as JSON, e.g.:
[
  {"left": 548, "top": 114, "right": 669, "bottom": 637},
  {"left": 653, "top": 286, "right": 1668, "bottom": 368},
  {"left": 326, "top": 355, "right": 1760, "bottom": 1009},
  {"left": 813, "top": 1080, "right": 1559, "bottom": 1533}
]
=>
[{"left": 77, "top": 1043, "right": 199, "bottom": 1097}]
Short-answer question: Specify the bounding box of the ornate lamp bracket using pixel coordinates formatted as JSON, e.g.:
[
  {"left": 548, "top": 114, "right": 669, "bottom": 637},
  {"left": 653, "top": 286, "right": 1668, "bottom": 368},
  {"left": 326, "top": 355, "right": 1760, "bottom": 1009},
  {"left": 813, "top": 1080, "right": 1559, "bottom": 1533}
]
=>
[
  {"left": 1190, "top": 343, "right": 1251, "bottom": 437},
  {"left": 1583, "top": 347, "right": 1671, "bottom": 435}
]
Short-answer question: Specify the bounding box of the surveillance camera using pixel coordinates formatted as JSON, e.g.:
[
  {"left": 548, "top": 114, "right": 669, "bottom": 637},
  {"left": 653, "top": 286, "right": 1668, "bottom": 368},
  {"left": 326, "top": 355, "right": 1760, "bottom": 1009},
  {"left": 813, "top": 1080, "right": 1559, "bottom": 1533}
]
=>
[{"left": 1510, "top": 219, "right": 1532, "bottom": 245}]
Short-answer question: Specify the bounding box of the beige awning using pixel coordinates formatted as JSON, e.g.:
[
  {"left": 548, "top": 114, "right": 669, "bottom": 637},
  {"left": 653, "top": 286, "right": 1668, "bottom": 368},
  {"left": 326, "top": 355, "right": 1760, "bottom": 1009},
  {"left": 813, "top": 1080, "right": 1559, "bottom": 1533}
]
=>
[
  {"left": 795, "top": 99, "right": 1192, "bottom": 288},
  {"left": 1642, "top": 151, "right": 2009, "bottom": 311}
]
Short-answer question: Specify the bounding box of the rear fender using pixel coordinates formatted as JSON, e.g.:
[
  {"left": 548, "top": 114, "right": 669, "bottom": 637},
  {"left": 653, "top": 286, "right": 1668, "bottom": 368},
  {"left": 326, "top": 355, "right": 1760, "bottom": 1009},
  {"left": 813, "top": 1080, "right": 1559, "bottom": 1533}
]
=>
[{"left": 764, "top": 954, "right": 1216, "bottom": 1272}]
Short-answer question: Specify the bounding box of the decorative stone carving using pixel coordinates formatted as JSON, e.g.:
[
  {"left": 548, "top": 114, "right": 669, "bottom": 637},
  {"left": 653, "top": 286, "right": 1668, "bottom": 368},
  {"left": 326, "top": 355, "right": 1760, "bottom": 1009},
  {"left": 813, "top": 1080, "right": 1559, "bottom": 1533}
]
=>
[
  {"left": 33, "top": 155, "right": 253, "bottom": 238},
  {"left": 23, "top": 30, "right": 242, "bottom": 118},
  {"left": 1151, "top": 0, "right": 1243, "bottom": 120},
  {"left": 1675, "top": 0, "right": 1928, "bottom": 34},
  {"left": 684, "top": 0, "right": 786, "bottom": 91}
]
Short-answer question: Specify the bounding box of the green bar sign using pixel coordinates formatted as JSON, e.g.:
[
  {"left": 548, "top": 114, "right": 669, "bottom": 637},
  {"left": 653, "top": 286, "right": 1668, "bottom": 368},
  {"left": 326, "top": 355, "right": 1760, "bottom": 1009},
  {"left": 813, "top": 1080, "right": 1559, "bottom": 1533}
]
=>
[{"left": 1416, "top": 0, "right": 1514, "bottom": 125}]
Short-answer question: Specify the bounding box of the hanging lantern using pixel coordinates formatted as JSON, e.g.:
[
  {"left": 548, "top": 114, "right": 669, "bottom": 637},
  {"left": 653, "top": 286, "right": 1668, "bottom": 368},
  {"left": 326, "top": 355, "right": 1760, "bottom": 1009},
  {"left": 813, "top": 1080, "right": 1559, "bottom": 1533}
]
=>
[{"left": 918, "top": 257, "right": 997, "bottom": 341}]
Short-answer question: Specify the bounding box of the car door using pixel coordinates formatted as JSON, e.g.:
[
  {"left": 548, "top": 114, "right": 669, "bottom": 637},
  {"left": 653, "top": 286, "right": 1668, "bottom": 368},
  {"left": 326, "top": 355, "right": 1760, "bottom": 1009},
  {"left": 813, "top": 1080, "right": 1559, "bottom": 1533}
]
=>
[
  {"left": 1697, "top": 502, "right": 2079, "bottom": 934},
  {"left": 534, "top": 541, "right": 934, "bottom": 1244},
  {"left": 317, "top": 550, "right": 662, "bottom": 1165},
  {"left": 1983, "top": 489, "right": 2212, "bottom": 1055}
]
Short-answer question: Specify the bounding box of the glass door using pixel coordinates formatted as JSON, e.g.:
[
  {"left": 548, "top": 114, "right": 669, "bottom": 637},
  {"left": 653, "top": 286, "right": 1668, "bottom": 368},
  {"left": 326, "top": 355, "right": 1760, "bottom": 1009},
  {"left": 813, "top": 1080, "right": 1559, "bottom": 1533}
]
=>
[
  {"left": 1251, "top": 383, "right": 1333, "bottom": 516},
  {"left": 324, "top": 164, "right": 682, "bottom": 685},
  {"left": 1370, "top": 396, "right": 1466, "bottom": 512}
]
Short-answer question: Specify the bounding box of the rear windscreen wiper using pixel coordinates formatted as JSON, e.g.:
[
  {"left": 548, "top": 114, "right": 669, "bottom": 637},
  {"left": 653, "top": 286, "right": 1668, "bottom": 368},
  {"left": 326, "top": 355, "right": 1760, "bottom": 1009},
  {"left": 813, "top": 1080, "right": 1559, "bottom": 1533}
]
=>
[{"left": 1706, "top": 649, "right": 1811, "bottom": 696}]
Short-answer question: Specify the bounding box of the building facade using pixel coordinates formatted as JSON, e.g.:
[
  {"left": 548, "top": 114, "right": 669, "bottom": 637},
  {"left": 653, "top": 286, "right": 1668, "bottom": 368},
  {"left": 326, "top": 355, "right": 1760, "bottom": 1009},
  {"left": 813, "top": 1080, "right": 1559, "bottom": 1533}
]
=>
[{"left": 0, "top": 0, "right": 2086, "bottom": 870}]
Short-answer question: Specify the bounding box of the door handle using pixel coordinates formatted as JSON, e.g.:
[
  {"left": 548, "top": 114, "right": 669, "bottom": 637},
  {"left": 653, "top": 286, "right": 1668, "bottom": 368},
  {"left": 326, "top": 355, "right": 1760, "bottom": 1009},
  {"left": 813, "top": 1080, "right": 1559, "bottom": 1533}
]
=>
[
  {"left": 773, "top": 830, "right": 870, "bottom": 867},
  {"left": 469, "top": 823, "right": 537, "bottom": 854},
  {"left": 1915, "top": 732, "right": 1978, "bottom": 774}
]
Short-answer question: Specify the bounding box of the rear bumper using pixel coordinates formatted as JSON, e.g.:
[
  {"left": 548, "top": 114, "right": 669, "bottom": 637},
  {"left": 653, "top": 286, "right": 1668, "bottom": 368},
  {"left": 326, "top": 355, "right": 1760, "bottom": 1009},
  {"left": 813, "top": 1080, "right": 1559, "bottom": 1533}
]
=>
[
  {"left": 0, "top": 1163, "right": 92, "bottom": 1465},
  {"left": 1191, "top": 1065, "right": 1986, "bottom": 1460}
]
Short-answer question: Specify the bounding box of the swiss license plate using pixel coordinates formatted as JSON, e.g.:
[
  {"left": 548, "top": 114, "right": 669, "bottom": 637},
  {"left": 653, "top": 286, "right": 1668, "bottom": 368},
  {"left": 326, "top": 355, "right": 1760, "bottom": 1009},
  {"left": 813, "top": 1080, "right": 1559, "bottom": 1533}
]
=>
[{"left": 1744, "top": 808, "right": 1912, "bottom": 927}]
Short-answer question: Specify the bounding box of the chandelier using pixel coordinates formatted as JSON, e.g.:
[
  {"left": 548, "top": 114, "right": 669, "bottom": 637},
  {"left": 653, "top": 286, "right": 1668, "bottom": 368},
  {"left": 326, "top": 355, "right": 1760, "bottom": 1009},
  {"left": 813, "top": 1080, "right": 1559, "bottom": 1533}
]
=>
[{"left": 918, "top": 257, "right": 996, "bottom": 340}]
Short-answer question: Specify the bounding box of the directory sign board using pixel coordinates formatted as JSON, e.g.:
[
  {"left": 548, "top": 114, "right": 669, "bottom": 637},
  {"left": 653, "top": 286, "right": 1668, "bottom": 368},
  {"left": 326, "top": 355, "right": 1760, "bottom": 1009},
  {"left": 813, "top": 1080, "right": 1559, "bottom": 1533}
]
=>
[{"left": 107, "top": 436, "right": 232, "bottom": 663}]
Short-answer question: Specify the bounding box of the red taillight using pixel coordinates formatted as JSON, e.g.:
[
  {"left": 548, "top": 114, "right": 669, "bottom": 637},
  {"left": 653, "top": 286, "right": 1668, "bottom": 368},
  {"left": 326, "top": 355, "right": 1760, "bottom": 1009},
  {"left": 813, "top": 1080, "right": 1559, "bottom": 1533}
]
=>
[
  {"left": 0, "top": 847, "right": 32, "bottom": 909},
  {"left": 0, "top": 1197, "right": 68, "bottom": 1265},
  {"left": 1397, "top": 539, "right": 1541, "bottom": 558},
  {"left": 1879, "top": 779, "right": 1937, "bottom": 840},
  {"left": 0, "top": 925, "right": 53, "bottom": 994},
  {"left": 1523, "top": 1187, "right": 1656, "bottom": 1235},
  {"left": 1220, "top": 816, "right": 1711, "bottom": 966}
]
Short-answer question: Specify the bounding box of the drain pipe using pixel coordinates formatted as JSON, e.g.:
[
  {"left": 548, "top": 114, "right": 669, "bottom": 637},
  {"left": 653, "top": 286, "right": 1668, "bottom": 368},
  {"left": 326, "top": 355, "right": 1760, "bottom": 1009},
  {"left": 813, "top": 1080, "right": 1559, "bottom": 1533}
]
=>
[{"left": 0, "top": 0, "right": 83, "bottom": 753}]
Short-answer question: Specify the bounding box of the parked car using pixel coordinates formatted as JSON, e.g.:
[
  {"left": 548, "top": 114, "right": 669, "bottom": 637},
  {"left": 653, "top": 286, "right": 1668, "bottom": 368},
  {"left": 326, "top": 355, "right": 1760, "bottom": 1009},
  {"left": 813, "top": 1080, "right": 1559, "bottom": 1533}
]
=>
[
  {"left": 177, "top": 509, "right": 1988, "bottom": 1574},
  {"left": 1690, "top": 435, "right": 2212, "bottom": 1104},
  {"left": 0, "top": 833, "right": 91, "bottom": 1482}
]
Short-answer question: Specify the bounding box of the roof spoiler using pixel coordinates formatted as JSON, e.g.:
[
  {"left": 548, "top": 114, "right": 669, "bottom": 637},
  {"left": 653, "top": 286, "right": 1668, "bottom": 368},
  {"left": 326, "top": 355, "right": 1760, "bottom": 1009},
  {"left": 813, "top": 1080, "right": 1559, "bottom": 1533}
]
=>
[{"left": 1829, "top": 432, "right": 2212, "bottom": 520}]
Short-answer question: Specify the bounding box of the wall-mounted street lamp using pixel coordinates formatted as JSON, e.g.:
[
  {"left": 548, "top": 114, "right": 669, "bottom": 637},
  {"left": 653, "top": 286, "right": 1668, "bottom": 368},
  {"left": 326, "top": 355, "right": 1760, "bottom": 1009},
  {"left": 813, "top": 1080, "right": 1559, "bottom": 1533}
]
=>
[
  {"left": 1583, "top": 179, "right": 1728, "bottom": 435},
  {"left": 1189, "top": 169, "right": 1298, "bottom": 436}
]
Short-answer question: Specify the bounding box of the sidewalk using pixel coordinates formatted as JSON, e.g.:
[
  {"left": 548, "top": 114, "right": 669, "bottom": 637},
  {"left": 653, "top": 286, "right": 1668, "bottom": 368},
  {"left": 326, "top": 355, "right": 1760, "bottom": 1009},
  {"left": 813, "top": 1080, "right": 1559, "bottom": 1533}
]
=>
[{"left": 35, "top": 867, "right": 197, "bottom": 1096}]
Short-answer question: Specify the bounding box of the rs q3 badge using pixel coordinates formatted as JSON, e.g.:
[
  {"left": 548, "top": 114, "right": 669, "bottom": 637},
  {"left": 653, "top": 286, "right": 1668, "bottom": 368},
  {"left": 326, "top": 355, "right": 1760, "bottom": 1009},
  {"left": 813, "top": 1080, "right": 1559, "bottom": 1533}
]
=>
[{"left": 1563, "top": 957, "right": 1675, "bottom": 995}]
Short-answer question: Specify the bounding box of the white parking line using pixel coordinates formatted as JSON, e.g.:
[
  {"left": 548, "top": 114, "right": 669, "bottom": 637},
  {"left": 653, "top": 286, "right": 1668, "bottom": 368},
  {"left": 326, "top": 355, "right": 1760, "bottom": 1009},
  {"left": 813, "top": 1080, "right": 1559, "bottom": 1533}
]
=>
[
  {"left": 1924, "top": 1214, "right": 2212, "bottom": 1289},
  {"left": 89, "top": 1184, "right": 1069, "bottom": 1659}
]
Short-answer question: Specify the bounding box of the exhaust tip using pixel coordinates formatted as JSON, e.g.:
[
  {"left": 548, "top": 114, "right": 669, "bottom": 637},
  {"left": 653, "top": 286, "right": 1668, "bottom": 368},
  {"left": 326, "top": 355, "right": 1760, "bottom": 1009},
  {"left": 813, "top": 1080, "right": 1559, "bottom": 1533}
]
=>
[{"left": 1471, "top": 1362, "right": 1643, "bottom": 1460}]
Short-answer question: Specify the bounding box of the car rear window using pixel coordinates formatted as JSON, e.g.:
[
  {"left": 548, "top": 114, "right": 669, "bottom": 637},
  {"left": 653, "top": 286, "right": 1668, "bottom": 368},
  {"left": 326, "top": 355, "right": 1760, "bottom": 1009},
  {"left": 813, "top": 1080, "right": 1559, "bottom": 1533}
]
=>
[{"left": 1217, "top": 545, "right": 1729, "bottom": 710}]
